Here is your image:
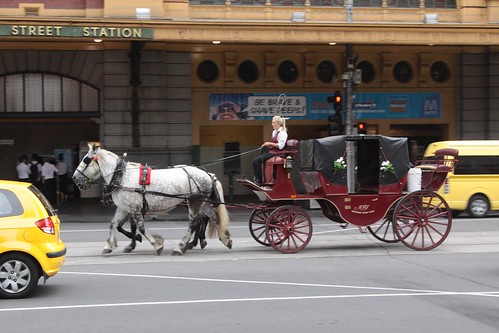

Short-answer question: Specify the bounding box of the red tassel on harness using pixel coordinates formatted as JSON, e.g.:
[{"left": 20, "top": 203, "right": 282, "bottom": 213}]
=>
[{"left": 139, "top": 165, "right": 152, "bottom": 185}]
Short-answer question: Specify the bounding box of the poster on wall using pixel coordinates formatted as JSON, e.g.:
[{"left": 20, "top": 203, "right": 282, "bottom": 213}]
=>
[{"left": 209, "top": 92, "right": 441, "bottom": 120}]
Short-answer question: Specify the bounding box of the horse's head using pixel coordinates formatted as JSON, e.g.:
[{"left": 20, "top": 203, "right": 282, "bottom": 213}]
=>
[{"left": 72, "top": 144, "right": 102, "bottom": 190}]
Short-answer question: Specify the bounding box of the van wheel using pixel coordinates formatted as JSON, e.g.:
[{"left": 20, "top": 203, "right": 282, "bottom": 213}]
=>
[{"left": 467, "top": 194, "right": 489, "bottom": 218}]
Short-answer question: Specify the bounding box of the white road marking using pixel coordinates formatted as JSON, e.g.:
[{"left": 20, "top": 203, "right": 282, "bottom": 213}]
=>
[{"left": 1, "top": 271, "right": 498, "bottom": 313}]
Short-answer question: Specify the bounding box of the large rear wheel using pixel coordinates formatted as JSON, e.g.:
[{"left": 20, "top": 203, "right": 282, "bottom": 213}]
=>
[
  {"left": 265, "top": 205, "right": 313, "bottom": 253},
  {"left": 393, "top": 190, "right": 452, "bottom": 251}
]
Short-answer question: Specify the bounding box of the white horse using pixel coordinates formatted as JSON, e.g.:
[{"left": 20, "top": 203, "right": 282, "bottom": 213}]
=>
[{"left": 72, "top": 145, "right": 232, "bottom": 255}]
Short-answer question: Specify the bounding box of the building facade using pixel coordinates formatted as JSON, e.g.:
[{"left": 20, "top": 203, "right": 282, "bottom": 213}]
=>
[{"left": 1, "top": 0, "right": 499, "bottom": 194}]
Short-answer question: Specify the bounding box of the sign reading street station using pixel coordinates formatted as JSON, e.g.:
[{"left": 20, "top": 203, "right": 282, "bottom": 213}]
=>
[{"left": 0, "top": 25, "right": 153, "bottom": 39}]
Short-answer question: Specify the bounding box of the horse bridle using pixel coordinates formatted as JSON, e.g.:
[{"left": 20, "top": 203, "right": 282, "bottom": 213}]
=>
[{"left": 74, "top": 152, "right": 101, "bottom": 186}]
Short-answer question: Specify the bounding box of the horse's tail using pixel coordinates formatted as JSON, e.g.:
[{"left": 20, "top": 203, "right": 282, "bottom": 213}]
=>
[{"left": 209, "top": 179, "right": 232, "bottom": 249}]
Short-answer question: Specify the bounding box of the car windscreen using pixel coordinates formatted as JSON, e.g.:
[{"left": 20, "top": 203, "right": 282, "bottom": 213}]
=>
[{"left": 28, "top": 185, "right": 56, "bottom": 216}]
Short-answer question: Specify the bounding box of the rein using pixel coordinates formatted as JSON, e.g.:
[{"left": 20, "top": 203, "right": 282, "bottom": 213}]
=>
[{"left": 200, "top": 148, "right": 260, "bottom": 168}]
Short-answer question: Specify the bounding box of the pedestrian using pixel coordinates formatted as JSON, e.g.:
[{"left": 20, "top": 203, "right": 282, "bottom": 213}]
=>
[
  {"left": 16, "top": 154, "right": 31, "bottom": 182},
  {"left": 41, "top": 157, "right": 59, "bottom": 205},
  {"left": 252, "top": 115, "right": 288, "bottom": 186},
  {"left": 29, "top": 153, "right": 41, "bottom": 188},
  {"left": 56, "top": 153, "right": 70, "bottom": 203}
]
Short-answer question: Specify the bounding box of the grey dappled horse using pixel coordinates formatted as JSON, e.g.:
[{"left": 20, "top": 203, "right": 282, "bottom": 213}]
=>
[{"left": 72, "top": 145, "right": 232, "bottom": 255}]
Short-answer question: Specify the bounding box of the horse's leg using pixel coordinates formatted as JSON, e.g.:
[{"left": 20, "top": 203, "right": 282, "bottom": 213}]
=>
[
  {"left": 198, "top": 214, "right": 208, "bottom": 249},
  {"left": 186, "top": 213, "right": 209, "bottom": 250},
  {"left": 117, "top": 218, "right": 142, "bottom": 243},
  {"left": 103, "top": 209, "right": 129, "bottom": 254},
  {"left": 132, "top": 211, "right": 164, "bottom": 255},
  {"left": 173, "top": 199, "right": 203, "bottom": 255},
  {"left": 186, "top": 228, "right": 198, "bottom": 250},
  {"left": 123, "top": 216, "right": 138, "bottom": 253}
]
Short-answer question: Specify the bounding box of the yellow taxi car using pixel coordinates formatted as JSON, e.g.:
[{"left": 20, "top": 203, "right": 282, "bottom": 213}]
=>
[{"left": 0, "top": 180, "right": 66, "bottom": 298}]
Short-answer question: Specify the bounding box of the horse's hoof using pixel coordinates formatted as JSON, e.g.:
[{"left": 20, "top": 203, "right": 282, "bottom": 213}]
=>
[
  {"left": 200, "top": 240, "right": 208, "bottom": 249},
  {"left": 171, "top": 249, "right": 183, "bottom": 256},
  {"left": 227, "top": 240, "right": 233, "bottom": 250},
  {"left": 186, "top": 243, "right": 194, "bottom": 250},
  {"left": 102, "top": 248, "right": 113, "bottom": 254},
  {"left": 156, "top": 246, "right": 164, "bottom": 255},
  {"left": 135, "top": 234, "right": 143, "bottom": 243},
  {"left": 123, "top": 246, "right": 134, "bottom": 253}
]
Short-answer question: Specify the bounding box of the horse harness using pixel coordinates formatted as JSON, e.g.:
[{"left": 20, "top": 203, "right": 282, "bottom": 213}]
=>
[{"left": 102, "top": 155, "right": 128, "bottom": 205}]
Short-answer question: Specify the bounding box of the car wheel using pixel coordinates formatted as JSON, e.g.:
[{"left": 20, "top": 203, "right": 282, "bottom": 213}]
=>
[
  {"left": 467, "top": 194, "right": 489, "bottom": 218},
  {"left": 0, "top": 253, "right": 40, "bottom": 299}
]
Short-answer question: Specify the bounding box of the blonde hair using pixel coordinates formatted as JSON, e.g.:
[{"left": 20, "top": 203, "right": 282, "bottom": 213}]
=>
[{"left": 272, "top": 115, "right": 287, "bottom": 131}]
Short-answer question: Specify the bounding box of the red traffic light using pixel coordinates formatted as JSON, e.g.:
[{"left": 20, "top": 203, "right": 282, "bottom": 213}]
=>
[{"left": 357, "top": 122, "right": 367, "bottom": 134}]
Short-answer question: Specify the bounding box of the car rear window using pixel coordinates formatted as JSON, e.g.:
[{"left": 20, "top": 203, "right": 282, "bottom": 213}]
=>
[
  {"left": 0, "top": 189, "right": 24, "bottom": 217},
  {"left": 28, "top": 185, "right": 56, "bottom": 216}
]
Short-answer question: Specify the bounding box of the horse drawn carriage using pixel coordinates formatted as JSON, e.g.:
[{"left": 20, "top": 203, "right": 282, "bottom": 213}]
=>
[{"left": 237, "top": 134, "right": 458, "bottom": 254}]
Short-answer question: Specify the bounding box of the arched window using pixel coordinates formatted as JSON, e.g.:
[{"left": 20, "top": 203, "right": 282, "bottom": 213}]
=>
[{"left": 0, "top": 73, "right": 99, "bottom": 116}]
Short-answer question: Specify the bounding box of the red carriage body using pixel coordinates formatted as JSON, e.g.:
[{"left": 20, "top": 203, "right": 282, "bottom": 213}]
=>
[{"left": 237, "top": 135, "right": 458, "bottom": 253}]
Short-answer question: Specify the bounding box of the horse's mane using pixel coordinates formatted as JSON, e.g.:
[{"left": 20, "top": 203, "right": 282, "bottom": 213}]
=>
[{"left": 97, "top": 148, "right": 141, "bottom": 168}]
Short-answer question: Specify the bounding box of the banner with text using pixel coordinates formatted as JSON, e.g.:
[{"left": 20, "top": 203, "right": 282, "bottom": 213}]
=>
[{"left": 209, "top": 92, "right": 442, "bottom": 120}]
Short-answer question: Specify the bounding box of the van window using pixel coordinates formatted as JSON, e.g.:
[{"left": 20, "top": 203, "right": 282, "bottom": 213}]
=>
[{"left": 454, "top": 156, "right": 499, "bottom": 175}]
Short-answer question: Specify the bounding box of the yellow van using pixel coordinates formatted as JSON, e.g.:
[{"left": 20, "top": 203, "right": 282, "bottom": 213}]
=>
[{"left": 424, "top": 140, "right": 499, "bottom": 218}]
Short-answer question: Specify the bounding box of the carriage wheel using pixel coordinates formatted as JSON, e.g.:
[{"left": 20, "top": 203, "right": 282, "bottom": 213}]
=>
[
  {"left": 392, "top": 190, "right": 452, "bottom": 251},
  {"left": 367, "top": 206, "right": 400, "bottom": 243},
  {"left": 249, "top": 208, "right": 272, "bottom": 246},
  {"left": 265, "top": 205, "right": 313, "bottom": 254}
]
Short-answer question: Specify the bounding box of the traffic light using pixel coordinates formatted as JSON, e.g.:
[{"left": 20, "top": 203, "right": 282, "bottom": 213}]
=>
[
  {"left": 327, "top": 90, "right": 343, "bottom": 112},
  {"left": 357, "top": 122, "right": 367, "bottom": 134},
  {"left": 328, "top": 111, "right": 343, "bottom": 136}
]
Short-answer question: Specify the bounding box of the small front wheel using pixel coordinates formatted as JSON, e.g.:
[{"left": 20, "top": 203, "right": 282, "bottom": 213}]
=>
[
  {"left": 249, "top": 208, "right": 272, "bottom": 246},
  {"left": 393, "top": 190, "right": 452, "bottom": 251},
  {"left": 0, "top": 253, "right": 40, "bottom": 299},
  {"left": 265, "top": 205, "right": 313, "bottom": 253}
]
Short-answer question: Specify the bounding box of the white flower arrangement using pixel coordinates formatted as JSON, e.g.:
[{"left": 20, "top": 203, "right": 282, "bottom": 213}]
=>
[
  {"left": 380, "top": 160, "right": 395, "bottom": 174},
  {"left": 333, "top": 157, "right": 347, "bottom": 172}
]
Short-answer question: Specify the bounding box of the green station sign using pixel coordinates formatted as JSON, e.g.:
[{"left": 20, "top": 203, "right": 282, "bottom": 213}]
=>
[{"left": 0, "top": 25, "right": 153, "bottom": 39}]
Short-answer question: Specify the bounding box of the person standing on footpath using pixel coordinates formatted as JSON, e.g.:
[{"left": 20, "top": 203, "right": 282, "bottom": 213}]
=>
[
  {"left": 29, "top": 153, "right": 42, "bottom": 189},
  {"left": 16, "top": 154, "right": 31, "bottom": 182},
  {"left": 252, "top": 115, "right": 288, "bottom": 186},
  {"left": 56, "top": 153, "right": 70, "bottom": 203},
  {"left": 41, "top": 157, "right": 58, "bottom": 205}
]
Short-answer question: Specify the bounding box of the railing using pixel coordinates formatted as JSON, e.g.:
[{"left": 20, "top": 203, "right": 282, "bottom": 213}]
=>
[{"left": 189, "top": 0, "right": 456, "bottom": 7}]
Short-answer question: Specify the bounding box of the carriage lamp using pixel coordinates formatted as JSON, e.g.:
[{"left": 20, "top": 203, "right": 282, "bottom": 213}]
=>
[{"left": 285, "top": 155, "right": 293, "bottom": 169}]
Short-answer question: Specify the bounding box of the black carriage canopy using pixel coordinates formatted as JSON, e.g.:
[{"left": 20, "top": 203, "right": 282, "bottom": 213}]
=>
[{"left": 299, "top": 135, "right": 411, "bottom": 186}]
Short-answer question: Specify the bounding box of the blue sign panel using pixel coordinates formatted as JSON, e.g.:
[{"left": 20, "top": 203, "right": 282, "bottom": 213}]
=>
[{"left": 209, "top": 92, "right": 442, "bottom": 120}]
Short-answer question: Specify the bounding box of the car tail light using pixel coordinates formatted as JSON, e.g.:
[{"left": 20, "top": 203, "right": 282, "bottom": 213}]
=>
[{"left": 35, "top": 217, "right": 55, "bottom": 235}]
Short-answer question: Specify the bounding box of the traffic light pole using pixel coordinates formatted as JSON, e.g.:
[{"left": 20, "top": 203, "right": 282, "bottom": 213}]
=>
[
  {"left": 344, "top": 1, "right": 356, "bottom": 193},
  {"left": 345, "top": 43, "right": 356, "bottom": 193}
]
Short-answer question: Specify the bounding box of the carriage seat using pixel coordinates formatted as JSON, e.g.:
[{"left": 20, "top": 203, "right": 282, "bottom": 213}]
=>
[
  {"left": 264, "top": 139, "right": 299, "bottom": 185},
  {"left": 415, "top": 148, "right": 459, "bottom": 172}
]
